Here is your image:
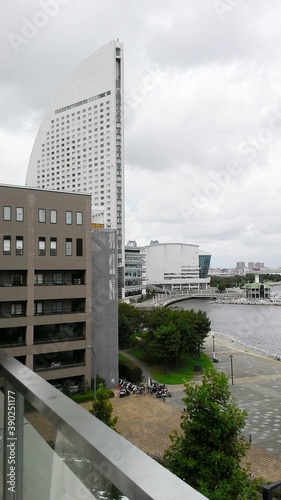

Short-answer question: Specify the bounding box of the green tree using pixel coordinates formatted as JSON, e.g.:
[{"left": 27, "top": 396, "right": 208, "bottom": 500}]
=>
[
  {"left": 176, "top": 308, "right": 211, "bottom": 357},
  {"left": 164, "top": 368, "right": 260, "bottom": 500},
  {"left": 143, "top": 323, "right": 182, "bottom": 372},
  {"left": 118, "top": 301, "right": 143, "bottom": 348},
  {"left": 140, "top": 306, "right": 211, "bottom": 367},
  {"left": 89, "top": 384, "right": 117, "bottom": 431}
]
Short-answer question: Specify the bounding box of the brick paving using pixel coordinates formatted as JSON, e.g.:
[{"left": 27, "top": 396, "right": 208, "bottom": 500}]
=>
[{"left": 82, "top": 392, "right": 281, "bottom": 483}]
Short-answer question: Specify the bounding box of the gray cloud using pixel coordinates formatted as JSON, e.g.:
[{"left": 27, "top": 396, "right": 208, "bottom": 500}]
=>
[{"left": 1, "top": 0, "right": 281, "bottom": 267}]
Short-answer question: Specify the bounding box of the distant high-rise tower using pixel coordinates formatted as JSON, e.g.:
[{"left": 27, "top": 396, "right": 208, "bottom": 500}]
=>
[{"left": 26, "top": 41, "right": 125, "bottom": 297}]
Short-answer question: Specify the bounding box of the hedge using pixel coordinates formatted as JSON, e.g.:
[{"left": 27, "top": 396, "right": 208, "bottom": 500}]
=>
[{"left": 119, "top": 359, "right": 142, "bottom": 383}]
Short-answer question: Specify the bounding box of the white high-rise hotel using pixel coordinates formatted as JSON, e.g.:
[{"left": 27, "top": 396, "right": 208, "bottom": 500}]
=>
[{"left": 26, "top": 41, "right": 124, "bottom": 296}]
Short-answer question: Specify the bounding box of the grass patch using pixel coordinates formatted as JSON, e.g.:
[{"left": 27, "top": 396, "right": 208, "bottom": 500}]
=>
[
  {"left": 128, "top": 348, "right": 212, "bottom": 384},
  {"left": 71, "top": 391, "right": 94, "bottom": 403}
]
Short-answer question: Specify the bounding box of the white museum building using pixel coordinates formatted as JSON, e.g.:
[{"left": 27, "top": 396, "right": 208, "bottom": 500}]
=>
[{"left": 144, "top": 242, "right": 211, "bottom": 292}]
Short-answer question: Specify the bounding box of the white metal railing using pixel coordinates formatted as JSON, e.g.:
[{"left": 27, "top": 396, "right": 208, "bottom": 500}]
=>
[{"left": 0, "top": 349, "right": 208, "bottom": 500}]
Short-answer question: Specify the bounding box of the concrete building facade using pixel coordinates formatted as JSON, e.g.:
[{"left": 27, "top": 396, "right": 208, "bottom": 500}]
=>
[
  {"left": 0, "top": 184, "right": 92, "bottom": 388},
  {"left": 26, "top": 40, "right": 125, "bottom": 298}
]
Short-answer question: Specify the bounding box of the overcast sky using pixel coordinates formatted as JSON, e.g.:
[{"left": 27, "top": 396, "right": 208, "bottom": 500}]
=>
[{"left": 2, "top": 0, "right": 281, "bottom": 268}]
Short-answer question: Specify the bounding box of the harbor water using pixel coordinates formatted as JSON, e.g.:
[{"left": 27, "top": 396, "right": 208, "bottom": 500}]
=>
[{"left": 172, "top": 285, "right": 281, "bottom": 358}]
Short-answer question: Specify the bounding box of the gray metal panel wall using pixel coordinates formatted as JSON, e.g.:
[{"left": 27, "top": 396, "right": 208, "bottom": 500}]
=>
[{"left": 91, "top": 229, "right": 118, "bottom": 388}]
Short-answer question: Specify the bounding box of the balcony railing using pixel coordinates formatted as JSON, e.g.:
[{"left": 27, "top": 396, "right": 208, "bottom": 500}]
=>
[{"left": 0, "top": 349, "right": 208, "bottom": 500}]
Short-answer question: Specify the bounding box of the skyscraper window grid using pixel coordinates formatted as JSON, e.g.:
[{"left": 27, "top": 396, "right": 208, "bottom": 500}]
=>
[{"left": 26, "top": 41, "right": 125, "bottom": 297}]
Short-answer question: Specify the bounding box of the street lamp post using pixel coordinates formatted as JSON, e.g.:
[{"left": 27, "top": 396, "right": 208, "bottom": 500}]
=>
[
  {"left": 87, "top": 345, "right": 96, "bottom": 399},
  {"left": 212, "top": 334, "right": 215, "bottom": 360},
  {"left": 229, "top": 354, "right": 234, "bottom": 385}
]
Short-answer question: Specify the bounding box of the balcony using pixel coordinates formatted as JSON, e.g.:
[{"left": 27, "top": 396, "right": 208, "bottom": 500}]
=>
[
  {"left": 34, "top": 299, "right": 85, "bottom": 316},
  {"left": 33, "top": 322, "right": 85, "bottom": 345},
  {"left": 0, "top": 302, "right": 26, "bottom": 319},
  {"left": 0, "top": 350, "right": 208, "bottom": 500},
  {"left": 34, "top": 270, "right": 85, "bottom": 286}
]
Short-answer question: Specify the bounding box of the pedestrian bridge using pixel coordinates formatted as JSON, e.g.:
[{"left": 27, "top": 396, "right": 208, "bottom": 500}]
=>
[{"left": 137, "top": 290, "right": 243, "bottom": 308}]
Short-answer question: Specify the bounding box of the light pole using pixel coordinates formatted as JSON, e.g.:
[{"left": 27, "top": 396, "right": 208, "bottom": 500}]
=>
[
  {"left": 87, "top": 345, "right": 96, "bottom": 399},
  {"left": 212, "top": 334, "right": 216, "bottom": 361},
  {"left": 229, "top": 354, "right": 234, "bottom": 385}
]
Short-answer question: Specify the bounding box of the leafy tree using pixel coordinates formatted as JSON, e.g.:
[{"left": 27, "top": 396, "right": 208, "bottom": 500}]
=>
[
  {"left": 176, "top": 308, "right": 211, "bottom": 357},
  {"left": 143, "top": 323, "right": 182, "bottom": 372},
  {"left": 164, "top": 368, "right": 260, "bottom": 500},
  {"left": 89, "top": 384, "right": 117, "bottom": 431},
  {"left": 118, "top": 301, "right": 144, "bottom": 348},
  {"left": 140, "top": 305, "right": 211, "bottom": 366}
]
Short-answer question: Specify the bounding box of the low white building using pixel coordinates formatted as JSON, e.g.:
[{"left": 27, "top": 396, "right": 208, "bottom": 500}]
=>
[{"left": 143, "top": 243, "right": 211, "bottom": 292}]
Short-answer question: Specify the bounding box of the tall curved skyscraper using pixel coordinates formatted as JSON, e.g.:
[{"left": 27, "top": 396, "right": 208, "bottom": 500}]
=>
[{"left": 26, "top": 40, "right": 124, "bottom": 297}]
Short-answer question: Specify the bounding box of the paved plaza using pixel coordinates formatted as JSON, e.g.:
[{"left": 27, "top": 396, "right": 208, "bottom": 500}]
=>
[{"left": 115, "top": 334, "right": 281, "bottom": 482}]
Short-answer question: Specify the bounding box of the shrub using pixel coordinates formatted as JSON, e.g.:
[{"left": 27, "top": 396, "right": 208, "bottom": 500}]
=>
[{"left": 119, "top": 360, "right": 142, "bottom": 383}]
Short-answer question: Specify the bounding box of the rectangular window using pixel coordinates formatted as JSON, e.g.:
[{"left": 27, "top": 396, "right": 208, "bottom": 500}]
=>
[
  {"left": 38, "top": 237, "right": 46, "bottom": 256},
  {"left": 35, "top": 302, "right": 43, "bottom": 315},
  {"left": 65, "top": 211, "right": 72, "bottom": 224},
  {"left": 16, "top": 207, "right": 24, "bottom": 221},
  {"left": 50, "top": 209, "right": 57, "bottom": 223},
  {"left": 53, "top": 273, "right": 63, "bottom": 284},
  {"left": 65, "top": 238, "right": 72, "bottom": 256},
  {"left": 76, "top": 238, "right": 83, "bottom": 256},
  {"left": 34, "top": 273, "right": 44, "bottom": 285},
  {"left": 3, "top": 206, "right": 11, "bottom": 221},
  {"left": 76, "top": 211, "right": 83, "bottom": 225},
  {"left": 16, "top": 236, "right": 24, "bottom": 255},
  {"left": 11, "top": 303, "right": 23, "bottom": 315},
  {"left": 12, "top": 273, "right": 24, "bottom": 286},
  {"left": 50, "top": 237, "right": 57, "bottom": 256},
  {"left": 3, "top": 236, "right": 11, "bottom": 255},
  {"left": 53, "top": 301, "right": 63, "bottom": 313},
  {"left": 38, "top": 209, "right": 46, "bottom": 223}
]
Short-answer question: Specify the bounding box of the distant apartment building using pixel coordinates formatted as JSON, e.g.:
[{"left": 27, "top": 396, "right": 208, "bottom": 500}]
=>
[
  {"left": 143, "top": 243, "right": 211, "bottom": 292},
  {"left": 25, "top": 40, "right": 125, "bottom": 298},
  {"left": 236, "top": 261, "right": 245, "bottom": 270},
  {"left": 255, "top": 262, "right": 265, "bottom": 269},
  {"left": 0, "top": 184, "right": 93, "bottom": 388}
]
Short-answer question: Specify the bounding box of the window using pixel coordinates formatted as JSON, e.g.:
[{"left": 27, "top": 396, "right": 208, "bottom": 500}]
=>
[
  {"left": 76, "top": 211, "right": 83, "bottom": 225},
  {"left": 53, "top": 301, "right": 63, "bottom": 313},
  {"left": 11, "top": 303, "right": 23, "bottom": 315},
  {"left": 3, "top": 206, "right": 11, "bottom": 221},
  {"left": 34, "top": 273, "right": 44, "bottom": 285},
  {"left": 16, "top": 207, "right": 24, "bottom": 221},
  {"left": 3, "top": 236, "right": 11, "bottom": 255},
  {"left": 16, "top": 236, "right": 23, "bottom": 255},
  {"left": 76, "top": 238, "right": 83, "bottom": 256},
  {"left": 35, "top": 302, "right": 43, "bottom": 315},
  {"left": 53, "top": 273, "right": 63, "bottom": 284},
  {"left": 38, "top": 209, "right": 46, "bottom": 223},
  {"left": 65, "top": 238, "right": 72, "bottom": 256},
  {"left": 50, "top": 237, "right": 57, "bottom": 256},
  {"left": 65, "top": 211, "right": 72, "bottom": 224},
  {"left": 12, "top": 273, "right": 23, "bottom": 286},
  {"left": 38, "top": 237, "right": 46, "bottom": 256},
  {"left": 50, "top": 210, "right": 57, "bottom": 223}
]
